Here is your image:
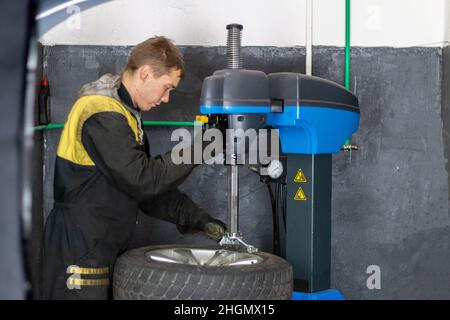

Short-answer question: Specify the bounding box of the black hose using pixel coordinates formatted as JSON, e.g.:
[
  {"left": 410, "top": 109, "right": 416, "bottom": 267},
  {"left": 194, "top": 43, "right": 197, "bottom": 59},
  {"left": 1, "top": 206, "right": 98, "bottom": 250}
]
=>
[
  {"left": 275, "top": 183, "right": 280, "bottom": 255},
  {"left": 266, "top": 183, "right": 280, "bottom": 255},
  {"left": 281, "top": 183, "right": 287, "bottom": 229}
]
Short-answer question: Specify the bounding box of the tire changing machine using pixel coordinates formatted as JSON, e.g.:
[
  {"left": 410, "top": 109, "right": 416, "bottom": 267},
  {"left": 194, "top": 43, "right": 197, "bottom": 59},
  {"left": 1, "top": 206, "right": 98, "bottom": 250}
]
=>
[{"left": 198, "top": 24, "right": 360, "bottom": 300}]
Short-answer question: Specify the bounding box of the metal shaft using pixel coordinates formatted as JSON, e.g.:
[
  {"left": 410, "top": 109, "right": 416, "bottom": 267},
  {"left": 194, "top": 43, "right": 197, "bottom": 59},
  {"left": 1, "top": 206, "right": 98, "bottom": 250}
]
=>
[
  {"left": 228, "top": 165, "right": 239, "bottom": 234},
  {"left": 225, "top": 24, "right": 243, "bottom": 234},
  {"left": 226, "top": 24, "right": 243, "bottom": 69}
]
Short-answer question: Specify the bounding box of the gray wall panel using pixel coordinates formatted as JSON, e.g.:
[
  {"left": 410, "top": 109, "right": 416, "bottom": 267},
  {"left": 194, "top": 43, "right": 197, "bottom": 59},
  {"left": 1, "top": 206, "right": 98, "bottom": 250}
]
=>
[{"left": 40, "top": 45, "right": 450, "bottom": 299}]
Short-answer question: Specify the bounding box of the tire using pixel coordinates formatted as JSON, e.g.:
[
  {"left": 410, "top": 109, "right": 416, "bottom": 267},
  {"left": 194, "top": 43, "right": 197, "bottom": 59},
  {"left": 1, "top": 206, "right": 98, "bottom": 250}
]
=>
[{"left": 113, "top": 244, "right": 293, "bottom": 300}]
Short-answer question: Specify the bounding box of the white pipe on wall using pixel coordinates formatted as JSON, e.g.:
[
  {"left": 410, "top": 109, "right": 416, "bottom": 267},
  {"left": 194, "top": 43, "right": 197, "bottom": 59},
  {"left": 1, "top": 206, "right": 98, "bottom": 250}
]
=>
[{"left": 306, "top": 0, "right": 313, "bottom": 75}]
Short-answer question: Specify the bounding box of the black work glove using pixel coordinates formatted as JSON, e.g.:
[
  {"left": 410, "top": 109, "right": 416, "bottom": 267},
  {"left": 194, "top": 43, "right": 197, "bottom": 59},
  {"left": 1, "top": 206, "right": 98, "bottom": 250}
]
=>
[{"left": 203, "top": 218, "right": 227, "bottom": 241}]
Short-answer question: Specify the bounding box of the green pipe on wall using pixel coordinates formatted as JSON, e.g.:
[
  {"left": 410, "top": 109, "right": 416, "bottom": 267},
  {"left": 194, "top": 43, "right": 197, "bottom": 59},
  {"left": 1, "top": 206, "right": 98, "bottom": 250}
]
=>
[
  {"left": 344, "top": 0, "right": 351, "bottom": 146},
  {"left": 33, "top": 123, "right": 64, "bottom": 131},
  {"left": 345, "top": 0, "right": 351, "bottom": 90},
  {"left": 33, "top": 120, "right": 201, "bottom": 131},
  {"left": 143, "top": 121, "right": 201, "bottom": 127}
]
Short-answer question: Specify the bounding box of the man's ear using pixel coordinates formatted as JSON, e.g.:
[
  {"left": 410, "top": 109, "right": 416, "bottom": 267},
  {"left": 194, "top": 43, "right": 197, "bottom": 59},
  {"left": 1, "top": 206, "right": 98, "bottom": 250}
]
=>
[{"left": 138, "top": 65, "right": 154, "bottom": 81}]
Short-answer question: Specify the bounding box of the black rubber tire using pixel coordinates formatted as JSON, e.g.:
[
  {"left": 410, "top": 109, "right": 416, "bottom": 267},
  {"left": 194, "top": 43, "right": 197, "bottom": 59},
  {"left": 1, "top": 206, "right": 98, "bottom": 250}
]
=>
[{"left": 113, "top": 244, "right": 293, "bottom": 300}]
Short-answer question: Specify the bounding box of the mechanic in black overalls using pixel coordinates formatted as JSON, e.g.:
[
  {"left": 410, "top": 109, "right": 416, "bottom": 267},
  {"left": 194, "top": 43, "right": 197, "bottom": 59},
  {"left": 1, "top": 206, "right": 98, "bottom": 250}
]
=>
[{"left": 42, "top": 37, "right": 226, "bottom": 299}]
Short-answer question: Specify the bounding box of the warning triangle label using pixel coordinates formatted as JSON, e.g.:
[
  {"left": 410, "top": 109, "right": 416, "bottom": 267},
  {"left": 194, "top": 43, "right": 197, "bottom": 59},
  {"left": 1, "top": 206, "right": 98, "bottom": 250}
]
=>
[
  {"left": 294, "top": 169, "right": 307, "bottom": 183},
  {"left": 294, "top": 187, "right": 307, "bottom": 201}
]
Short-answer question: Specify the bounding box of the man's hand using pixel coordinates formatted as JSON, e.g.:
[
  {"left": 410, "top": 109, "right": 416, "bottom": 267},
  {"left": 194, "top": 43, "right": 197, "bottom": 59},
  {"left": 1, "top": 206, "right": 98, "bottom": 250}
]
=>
[{"left": 204, "top": 219, "right": 227, "bottom": 241}]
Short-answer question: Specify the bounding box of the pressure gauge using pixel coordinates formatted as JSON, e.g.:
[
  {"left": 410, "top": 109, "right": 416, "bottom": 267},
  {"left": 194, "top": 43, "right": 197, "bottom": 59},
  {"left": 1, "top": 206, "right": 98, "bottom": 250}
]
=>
[{"left": 267, "top": 159, "right": 283, "bottom": 179}]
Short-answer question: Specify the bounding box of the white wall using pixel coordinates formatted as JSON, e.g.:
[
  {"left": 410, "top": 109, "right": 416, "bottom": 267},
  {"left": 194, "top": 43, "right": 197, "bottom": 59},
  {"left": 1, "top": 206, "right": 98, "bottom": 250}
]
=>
[
  {"left": 444, "top": 0, "right": 450, "bottom": 44},
  {"left": 316, "top": 0, "right": 446, "bottom": 47},
  {"left": 39, "top": 0, "right": 448, "bottom": 47}
]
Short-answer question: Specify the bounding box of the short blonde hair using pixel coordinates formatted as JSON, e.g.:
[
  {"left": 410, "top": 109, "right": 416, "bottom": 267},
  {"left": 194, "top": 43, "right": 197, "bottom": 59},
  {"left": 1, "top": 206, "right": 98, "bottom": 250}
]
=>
[{"left": 125, "top": 36, "right": 185, "bottom": 78}]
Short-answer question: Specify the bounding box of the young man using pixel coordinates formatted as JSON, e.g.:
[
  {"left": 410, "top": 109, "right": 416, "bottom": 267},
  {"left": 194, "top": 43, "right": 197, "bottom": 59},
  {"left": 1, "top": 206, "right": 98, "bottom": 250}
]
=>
[{"left": 42, "top": 37, "right": 226, "bottom": 299}]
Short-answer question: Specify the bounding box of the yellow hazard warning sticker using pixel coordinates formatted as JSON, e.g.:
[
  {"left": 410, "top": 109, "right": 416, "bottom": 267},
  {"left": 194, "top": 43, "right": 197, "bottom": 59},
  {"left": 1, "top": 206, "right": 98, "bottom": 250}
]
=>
[
  {"left": 294, "top": 187, "right": 307, "bottom": 201},
  {"left": 294, "top": 169, "right": 307, "bottom": 183}
]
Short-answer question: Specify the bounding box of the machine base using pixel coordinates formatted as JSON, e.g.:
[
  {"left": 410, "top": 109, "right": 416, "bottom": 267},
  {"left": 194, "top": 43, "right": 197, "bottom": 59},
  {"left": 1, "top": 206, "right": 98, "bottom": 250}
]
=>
[{"left": 292, "top": 289, "right": 345, "bottom": 300}]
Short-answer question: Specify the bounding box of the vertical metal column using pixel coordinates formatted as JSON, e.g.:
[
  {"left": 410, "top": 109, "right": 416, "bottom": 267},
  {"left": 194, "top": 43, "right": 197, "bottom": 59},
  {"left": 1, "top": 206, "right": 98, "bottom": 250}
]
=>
[
  {"left": 228, "top": 165, "right": 239, "bottom": 234},
  {"left": 226, "top": 24, "right": 243, "bottom": 235},
  {"left": 286, "top": 153, "right": 332, "bottom": 292}
]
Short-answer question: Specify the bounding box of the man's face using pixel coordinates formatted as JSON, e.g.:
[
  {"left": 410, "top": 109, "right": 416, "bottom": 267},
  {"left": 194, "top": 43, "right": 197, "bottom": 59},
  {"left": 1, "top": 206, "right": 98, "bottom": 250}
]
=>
[{"left": 134, "top": 66, "right": 182, "bottom": 112}]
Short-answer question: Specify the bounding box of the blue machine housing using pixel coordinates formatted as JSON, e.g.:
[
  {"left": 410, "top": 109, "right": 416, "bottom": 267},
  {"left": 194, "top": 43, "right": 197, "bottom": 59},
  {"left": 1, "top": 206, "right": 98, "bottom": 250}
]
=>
[
  {"left": 266, "top": 106, "right": 359, "bottom": 154},
  {"left": 266, "top": 73, "right": 359, "bottom": 154},
  {"left": 200, "top": 71, "right": 360, "bottom": 155}
]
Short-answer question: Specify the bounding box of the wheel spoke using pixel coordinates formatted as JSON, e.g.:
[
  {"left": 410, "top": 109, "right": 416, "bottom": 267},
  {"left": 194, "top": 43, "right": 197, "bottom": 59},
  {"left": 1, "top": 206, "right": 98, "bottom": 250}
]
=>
[{"left": 204, "top": 250, "right": 229, "bottom": 266}]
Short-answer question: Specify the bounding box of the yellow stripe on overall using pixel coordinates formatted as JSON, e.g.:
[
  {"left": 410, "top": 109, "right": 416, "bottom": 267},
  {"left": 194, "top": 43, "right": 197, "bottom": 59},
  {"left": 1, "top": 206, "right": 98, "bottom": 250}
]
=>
[{"left": 57, "top": 95, "right": 141, "bottom": 166}]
